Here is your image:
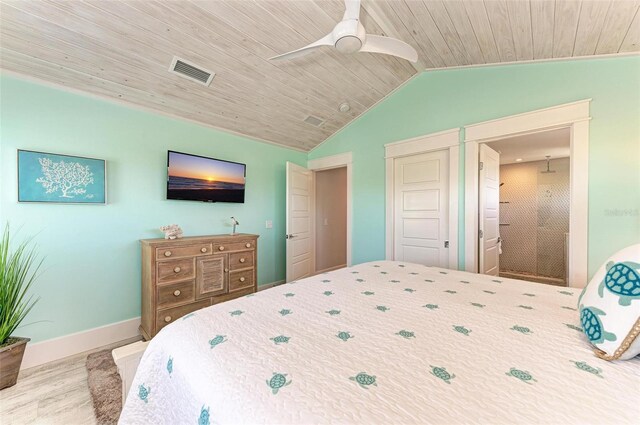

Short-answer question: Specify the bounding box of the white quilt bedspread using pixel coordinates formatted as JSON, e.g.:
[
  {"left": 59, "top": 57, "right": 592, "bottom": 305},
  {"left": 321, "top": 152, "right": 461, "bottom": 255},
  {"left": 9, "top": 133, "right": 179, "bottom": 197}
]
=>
[{"left": 120, "top": 261, "right": 640, "bottom": 425}]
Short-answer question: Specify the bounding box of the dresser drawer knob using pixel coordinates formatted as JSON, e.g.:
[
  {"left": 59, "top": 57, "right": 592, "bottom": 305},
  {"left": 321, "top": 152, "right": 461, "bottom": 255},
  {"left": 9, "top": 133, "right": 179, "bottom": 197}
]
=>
[
  {"left": 245, "top": 243, "right": 251, "bottom": 248},
  {"left": 174, "top": 267, "right": 181, "bottom": 273},
  {"left": 201, "top": 247, "right": 208, "bottom": 253},
  {"left": 164, "top": 251, "right": 172, "bottom": 257},
  {"left": 164, "top": 316, "right": 172, "bottom": 323},
  {"left": 219, "top": 246, "right": 225, "bottom": 251},
  {"left": 173, "top": 290, "right": 181, "bottom": 297},
  {"left": 239, "top": 277, "right": 246, "bottom": 282},
  {"left": 224, "top": 268, "right": 229, "bottom": 273},
  {"left": 239, "top": 258, "right": 246, "bottom": 263}
]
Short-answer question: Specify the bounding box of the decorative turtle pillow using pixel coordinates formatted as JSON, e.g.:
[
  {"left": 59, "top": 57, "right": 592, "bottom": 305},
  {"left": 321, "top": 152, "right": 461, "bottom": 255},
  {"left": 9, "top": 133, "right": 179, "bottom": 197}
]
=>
[{"left": 578, "top": 244, "right": 640, "bottom": 360}]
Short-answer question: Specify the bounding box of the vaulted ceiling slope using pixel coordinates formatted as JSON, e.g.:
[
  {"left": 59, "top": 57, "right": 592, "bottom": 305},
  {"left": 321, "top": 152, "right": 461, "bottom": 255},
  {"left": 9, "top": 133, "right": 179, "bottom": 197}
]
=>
[{"left": 1, "top": 1, "right": 638, "bottom": 151}]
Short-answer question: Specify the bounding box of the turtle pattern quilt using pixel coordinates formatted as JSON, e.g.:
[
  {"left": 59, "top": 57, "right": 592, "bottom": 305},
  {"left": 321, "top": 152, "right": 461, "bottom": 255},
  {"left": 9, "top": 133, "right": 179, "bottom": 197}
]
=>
[{"left": 119, "top": 261, "right": 640, "bottom": 424}]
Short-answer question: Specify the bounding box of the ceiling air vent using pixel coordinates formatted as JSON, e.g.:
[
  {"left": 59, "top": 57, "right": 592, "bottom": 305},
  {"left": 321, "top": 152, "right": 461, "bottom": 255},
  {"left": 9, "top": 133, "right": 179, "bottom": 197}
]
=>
[
  {"left": 169, "top": 56, "right": 215, "bottom": 86},
  {"left": 304, "top": 115, "right": 324, "bottom": 127}
]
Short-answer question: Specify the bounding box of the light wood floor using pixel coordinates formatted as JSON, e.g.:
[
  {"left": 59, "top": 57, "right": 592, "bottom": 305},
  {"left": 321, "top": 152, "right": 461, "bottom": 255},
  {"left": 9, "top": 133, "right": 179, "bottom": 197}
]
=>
[{"left": 0, "top": 338, "right": 139, "bottom": 425}]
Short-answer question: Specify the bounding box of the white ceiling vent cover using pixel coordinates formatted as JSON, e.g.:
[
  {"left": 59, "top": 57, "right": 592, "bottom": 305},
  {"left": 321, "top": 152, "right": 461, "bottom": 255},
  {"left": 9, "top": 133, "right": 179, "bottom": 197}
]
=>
[
  {"left": 304, "top": 115, "right": 324, "bottom": 127},
  {"left": 169, "top": 56, "right": 215, "bottom": 86}
]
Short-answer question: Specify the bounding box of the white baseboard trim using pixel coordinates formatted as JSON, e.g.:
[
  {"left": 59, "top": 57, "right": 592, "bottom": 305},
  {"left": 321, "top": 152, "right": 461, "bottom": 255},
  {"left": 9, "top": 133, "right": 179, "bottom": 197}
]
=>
[
  {"left": 258, "top": 280, "right": 286, "bottom": 291},
  {"left": 315, "top": 264, "right": 348, "bottom": 274},
  {"left": 21, "top": 317, "right": 141, "bottom": 370}
]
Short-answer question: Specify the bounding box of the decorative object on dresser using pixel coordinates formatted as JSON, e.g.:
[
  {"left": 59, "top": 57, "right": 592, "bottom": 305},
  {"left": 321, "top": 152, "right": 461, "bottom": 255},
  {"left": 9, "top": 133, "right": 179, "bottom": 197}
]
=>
[
  {"left": 140, "top": 234, "right": 258, "bottom": 339},
  {"left": 159, "top": 224, "right": 183, "bottom": 240},
  {"left": 230, "top": 217, "right": 239, "bottom": 235}
]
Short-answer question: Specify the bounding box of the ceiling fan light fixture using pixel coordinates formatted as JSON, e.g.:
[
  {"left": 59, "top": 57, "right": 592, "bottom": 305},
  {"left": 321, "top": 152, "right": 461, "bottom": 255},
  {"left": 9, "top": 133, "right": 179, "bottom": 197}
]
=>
[
  {"left": 335, "top": 35, "right": 362, "bottom": 54},
  {"left": 338, "top": 102, "right": 351, "bottom": 112}
]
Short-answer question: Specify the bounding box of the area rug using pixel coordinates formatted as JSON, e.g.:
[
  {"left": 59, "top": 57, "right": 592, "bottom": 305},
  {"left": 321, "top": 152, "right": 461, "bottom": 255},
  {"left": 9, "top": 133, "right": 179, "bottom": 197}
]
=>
[{"left": 86, "top": 349, "right": 122, "bottom": 425}]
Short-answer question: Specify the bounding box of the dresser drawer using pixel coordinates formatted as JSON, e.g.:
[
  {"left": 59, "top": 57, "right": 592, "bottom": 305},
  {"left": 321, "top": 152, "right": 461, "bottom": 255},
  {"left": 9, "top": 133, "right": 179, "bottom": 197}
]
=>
[
  {"left": 229, "top": 269, "right": 254, "bottom": 292},
  {"left": 157, "top": 280, "right": 195, "bottom": 309},
  {"left": 213, "top": 239, "right": 255, "bottom": 253},
  {"left": 156, "top": 243, "right": 213, "bottom": 260},
  {"left": 229, "top": 251, "right": 254, "bottom": 270},
  {"left": 157, "top": 258, "right": 195, "bottom": 283},
  {"left": 156, "top": 299, "right": 211, "bottom": 332}
]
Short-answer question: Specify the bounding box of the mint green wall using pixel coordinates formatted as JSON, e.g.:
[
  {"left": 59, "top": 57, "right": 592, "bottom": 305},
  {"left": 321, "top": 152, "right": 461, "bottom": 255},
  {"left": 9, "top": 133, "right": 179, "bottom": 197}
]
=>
[
  {"left": 0, "top": 76, "right": 306, "bottom": 343},
  {"left": 310, "top": 56, "right": 640, "bottom": 278}
]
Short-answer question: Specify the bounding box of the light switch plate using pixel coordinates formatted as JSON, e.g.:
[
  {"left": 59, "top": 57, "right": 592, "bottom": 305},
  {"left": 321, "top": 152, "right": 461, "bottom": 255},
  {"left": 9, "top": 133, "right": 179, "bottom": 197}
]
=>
[{"left": 265, "top": 220, "right": 273, "bottom": 229}]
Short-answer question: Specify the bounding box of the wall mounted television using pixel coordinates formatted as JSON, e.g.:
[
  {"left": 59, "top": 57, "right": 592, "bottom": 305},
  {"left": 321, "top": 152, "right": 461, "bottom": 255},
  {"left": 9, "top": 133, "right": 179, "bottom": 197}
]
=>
[{"left": 167, "top": 150, "right": 246, "bottom": 203}]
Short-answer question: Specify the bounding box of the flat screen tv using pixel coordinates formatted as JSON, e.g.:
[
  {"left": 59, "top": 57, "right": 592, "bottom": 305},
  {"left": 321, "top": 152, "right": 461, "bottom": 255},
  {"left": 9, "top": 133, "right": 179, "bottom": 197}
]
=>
[{"left": 167, "top": 151, "right": 246, "bottom": 203}]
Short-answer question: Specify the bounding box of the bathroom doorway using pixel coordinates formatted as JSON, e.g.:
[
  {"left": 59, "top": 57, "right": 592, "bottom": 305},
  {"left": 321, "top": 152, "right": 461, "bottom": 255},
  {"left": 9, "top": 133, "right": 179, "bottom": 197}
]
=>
[{"left": 484, "top": 128, "right": 571, "bottom": 286}]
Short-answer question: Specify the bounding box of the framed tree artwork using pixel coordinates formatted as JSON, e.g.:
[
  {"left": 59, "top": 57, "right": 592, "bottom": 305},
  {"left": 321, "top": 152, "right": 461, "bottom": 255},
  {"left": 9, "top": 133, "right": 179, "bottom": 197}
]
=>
[{"left": 17, "top": 150, "right": 107, "bottom": 204}]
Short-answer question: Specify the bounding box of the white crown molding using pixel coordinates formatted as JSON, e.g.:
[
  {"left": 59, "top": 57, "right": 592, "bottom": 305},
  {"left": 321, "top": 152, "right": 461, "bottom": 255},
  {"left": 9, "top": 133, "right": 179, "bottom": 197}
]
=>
[{"left": 0, "top": 70, "right": 307, "bottom": 154}]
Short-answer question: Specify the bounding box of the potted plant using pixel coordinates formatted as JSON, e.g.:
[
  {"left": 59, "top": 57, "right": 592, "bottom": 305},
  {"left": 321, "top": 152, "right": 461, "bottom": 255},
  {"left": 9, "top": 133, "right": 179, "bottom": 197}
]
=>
[{"left": 0, "top": 226, "right": 41, "bottom": 390}]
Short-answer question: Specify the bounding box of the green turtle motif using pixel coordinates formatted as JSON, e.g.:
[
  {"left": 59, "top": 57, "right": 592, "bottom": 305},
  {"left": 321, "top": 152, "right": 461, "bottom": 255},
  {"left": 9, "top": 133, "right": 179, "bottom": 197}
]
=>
[
  {"left": 138, "top": 384, "right": 150, "bottom": 403},
  {"left": 565, "top": 323, "right": 582, "bottom": 332},
  {"left": 270, "top": 335, "right": 290, "bottom": 345},
  {"left": 279, "top": 309, "right": 292, "bottom": 316},
  {"left": 483, "top": 290, "right": 496, "bottom": 294},
  {"left": 506, "top": 368, "right": 537, "bottom": 384},
  {"left": 571, "top": 360, "right": 604, "bottom": 378},
  {"left": 209, "top": 335, "right": 227, "bottom": 348},
  {"left": 424, "top": 279, "right": 434, "bottom": 283},
  {"left": 423, "top": 304, "right": 439, "bottom": 310},
  {"left": 390, "top": 279, "right": 400, "bottom": 283},
  {"left": 229, "top": 310, "right": 244, "bottom": 316},
  {"left": 375, "top": 305, "right": 390, "bottom": 312},
  {"left": 198, "top": 406, "right": 210, "bottom": 425},
  {"left": 409, "top": 272, "right": 419, "bottom": 275},
  {"left": 323, "top": 291, "right": 334, "bottom": 296},
  {"left": 444, "top": 290, "right": 457, "bottom": 294},
  {"left": 460, "top": 280, "right": 470, "bottom": 284},
  {"left": 580, "top": 306, "right": 617, "bottom": 344},
  {"left": 398, "top": 264, "right": 406, "bottom": 268},
  {"left": 349, "top": 372, "right": 377, "bottom": 389},
  {"left": 598, "top": 261, "right": 640, "bottom": 306},
  {"left": 453, "top": 325, "right": 471, "bottom": 336},
  {"left": 396, "top": 330, "right": 415, "bottom": 339},
  {"left": 362, "top": 291, "right": 375, "bottom": 296},
  {"left": 517, "top": 305, "right": 533, "bottom": 310},
  {"left": 356, "top": 278, "right": 365, "bottom": 282},
  {"left": 351, "top": 271, "right": 360, "bottom": 274},
  {"left": 337, "top": 331, "right": 354, "bottom": 341},
  {"left": 373, "top": 265, "right": 381, "bottom": 267},
  {"left": 470, "top": 302, "right": 485, "bottom": 308},
  {"left": 404, "top": 288, "right": 416, "bottom": 293},
  {"left": 326, "top": 309, "right": 341, "bottom": 316},
  {"left": 430, "top": 366, "right": 455, "bottom": 384},
  {"left": 284, "top": 293, "right": 295, "bottom": 297},
  {"left": 562, "top": 306, "right": 577, "bottom": 311},
  {"left": 523, "top": 293, "right": 536, "bottom": 297},
  {"left": 511, "top": 325, "right": 533, "bottom": 335},
  {"left": 380, "top": 271, "right": 388, "bottom": 275},
  {"left": 439, "top": 271, "right": 448, "bottom": 275},
  {"left": 266, "top": 372, "right": 292, "bottom": 394},
  {"left": 322, "top": 279, "right": 331, "bottom": 283},
  {"left": 167, "top": 356, "right": 173, "bottom": 376},
  {"left": 492, "top": 279, "right": 503, "bottom": 283},
  {"left": 558, "top": 290, "right": 574, "bottom": 296}
]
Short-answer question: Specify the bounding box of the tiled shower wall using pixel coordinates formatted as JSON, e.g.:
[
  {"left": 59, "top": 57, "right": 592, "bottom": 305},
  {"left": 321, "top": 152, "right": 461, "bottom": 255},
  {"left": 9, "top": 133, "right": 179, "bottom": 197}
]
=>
[{"left": 499, "top": 158, "right": 570, "bottom": 280}]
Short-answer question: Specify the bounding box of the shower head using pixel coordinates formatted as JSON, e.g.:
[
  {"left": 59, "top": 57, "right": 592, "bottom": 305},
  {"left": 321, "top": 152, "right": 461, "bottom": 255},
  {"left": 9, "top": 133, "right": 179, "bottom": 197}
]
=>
[{"left": 541, "top": 155, "right": 556, "bottom": 174}]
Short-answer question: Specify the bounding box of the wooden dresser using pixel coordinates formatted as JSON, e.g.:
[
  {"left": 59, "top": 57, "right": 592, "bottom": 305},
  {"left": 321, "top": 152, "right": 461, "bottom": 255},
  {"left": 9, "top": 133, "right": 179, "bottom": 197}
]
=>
[{"left": 140, "top": 233, "right": 259, "bottom": 340}]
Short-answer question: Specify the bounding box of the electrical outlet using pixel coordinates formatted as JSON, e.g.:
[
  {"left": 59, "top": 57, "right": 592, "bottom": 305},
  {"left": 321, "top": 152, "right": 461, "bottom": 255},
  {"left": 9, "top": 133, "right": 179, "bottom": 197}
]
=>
[{"left": 265, "top": 220, "right": 273, "bottom": 229}]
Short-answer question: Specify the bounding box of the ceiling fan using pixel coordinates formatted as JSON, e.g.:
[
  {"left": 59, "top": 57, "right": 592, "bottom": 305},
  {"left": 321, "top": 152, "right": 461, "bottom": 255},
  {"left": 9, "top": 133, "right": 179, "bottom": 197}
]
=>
[{"left": 269, "top": 0, "right": 418, "bottom": 63}]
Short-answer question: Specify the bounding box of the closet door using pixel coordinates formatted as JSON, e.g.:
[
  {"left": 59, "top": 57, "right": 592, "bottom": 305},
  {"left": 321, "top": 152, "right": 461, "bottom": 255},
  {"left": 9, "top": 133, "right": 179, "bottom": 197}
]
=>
[
  {"left": 393, "top": 150, "right": 449, "bottom": 267},
  {"left": 479, "top": 144, "right": 501, "bottom": 276}
]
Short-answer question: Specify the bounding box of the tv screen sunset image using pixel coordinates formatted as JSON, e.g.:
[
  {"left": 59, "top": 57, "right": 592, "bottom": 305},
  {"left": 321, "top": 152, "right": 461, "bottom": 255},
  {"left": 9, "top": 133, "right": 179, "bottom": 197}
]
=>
[{"left": 167, "top": 151, "right": 245, "bottom": 203}]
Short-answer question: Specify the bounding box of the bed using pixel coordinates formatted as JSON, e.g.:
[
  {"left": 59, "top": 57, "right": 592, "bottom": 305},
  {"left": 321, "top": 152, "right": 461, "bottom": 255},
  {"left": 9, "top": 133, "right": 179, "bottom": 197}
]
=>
[{"left": 119, "top": 261, "right": 640, "bottom": 424}]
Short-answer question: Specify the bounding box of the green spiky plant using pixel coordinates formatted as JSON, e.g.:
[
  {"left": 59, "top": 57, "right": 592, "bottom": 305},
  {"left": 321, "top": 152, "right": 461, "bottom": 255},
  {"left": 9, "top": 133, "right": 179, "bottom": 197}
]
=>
[{"left": 0, "top": 225, "right": 41, "bottom": 347}]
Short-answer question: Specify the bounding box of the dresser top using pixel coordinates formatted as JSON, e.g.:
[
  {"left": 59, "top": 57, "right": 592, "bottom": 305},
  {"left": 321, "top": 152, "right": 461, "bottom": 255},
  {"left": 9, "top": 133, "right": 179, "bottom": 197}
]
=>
[{"left": 140, "top": 233, "right": 259, "bottom": 245}]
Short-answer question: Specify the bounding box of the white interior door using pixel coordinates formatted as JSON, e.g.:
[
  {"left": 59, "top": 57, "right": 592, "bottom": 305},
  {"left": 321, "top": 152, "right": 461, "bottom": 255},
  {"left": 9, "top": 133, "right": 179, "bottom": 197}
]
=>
[
  {"left": 479, "top": 144, "right": 500, "bottom": 276},
  {"left": 393, "top": 150, "right": 449, "bottom": 267},
  {"left": 286, "top": 162, "right": 313, "bottom": 282}
]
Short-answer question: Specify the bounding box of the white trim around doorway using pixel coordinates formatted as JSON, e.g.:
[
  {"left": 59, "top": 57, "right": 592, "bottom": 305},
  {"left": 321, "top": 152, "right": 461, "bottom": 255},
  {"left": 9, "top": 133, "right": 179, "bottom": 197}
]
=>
[
  {"left": 463, "top": 99, "right": 591, "bottom": 287},
  {"left": 308, "top": 152, "right": 353, "bottom": 267},
  {"left": 384, "top": 128, "right": 460, "bottom": 270}
]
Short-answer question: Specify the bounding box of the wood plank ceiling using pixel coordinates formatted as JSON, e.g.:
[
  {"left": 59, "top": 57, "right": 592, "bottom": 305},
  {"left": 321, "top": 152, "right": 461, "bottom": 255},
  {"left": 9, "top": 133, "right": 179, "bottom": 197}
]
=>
[{"left": 1, "top": 1, "right": 638, "bottom": 151}]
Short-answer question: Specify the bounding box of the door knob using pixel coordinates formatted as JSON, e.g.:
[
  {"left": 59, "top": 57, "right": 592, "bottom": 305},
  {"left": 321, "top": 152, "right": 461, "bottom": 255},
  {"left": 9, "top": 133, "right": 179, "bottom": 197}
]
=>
[{"left": 286, "top": 234, "right": 295, "bottom": 239}]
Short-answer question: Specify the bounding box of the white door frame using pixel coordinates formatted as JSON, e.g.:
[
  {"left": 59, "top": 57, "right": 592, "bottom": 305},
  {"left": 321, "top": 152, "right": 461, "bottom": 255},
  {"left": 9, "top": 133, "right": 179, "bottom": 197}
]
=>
[
  {"left": 464, "top": 99, "right": 591, "bottom": 287},
  {"left": 385, "top": 128, "right": 460, "bottom": 270},
  {"left": 307, "top": 152, "right": 353, "bottom": 267}
]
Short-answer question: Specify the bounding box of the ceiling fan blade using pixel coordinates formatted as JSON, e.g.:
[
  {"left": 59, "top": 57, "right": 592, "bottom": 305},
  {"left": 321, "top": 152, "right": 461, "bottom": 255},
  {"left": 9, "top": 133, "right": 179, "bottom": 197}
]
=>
[
  {"left": 343, "top": 0, "right": 361, "bottom": 21},
  {"left": 269, "top": 33, "right": 334, "bottom": 61},
  {"left": 360, "top": 34, "right": 418, "bottom": 63}
]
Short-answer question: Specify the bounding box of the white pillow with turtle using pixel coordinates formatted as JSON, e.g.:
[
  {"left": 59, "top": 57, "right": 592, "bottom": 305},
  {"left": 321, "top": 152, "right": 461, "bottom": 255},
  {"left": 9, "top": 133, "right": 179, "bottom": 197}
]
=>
[{"left": 578, "top": 244, "right": 640, "bottom": 360}]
